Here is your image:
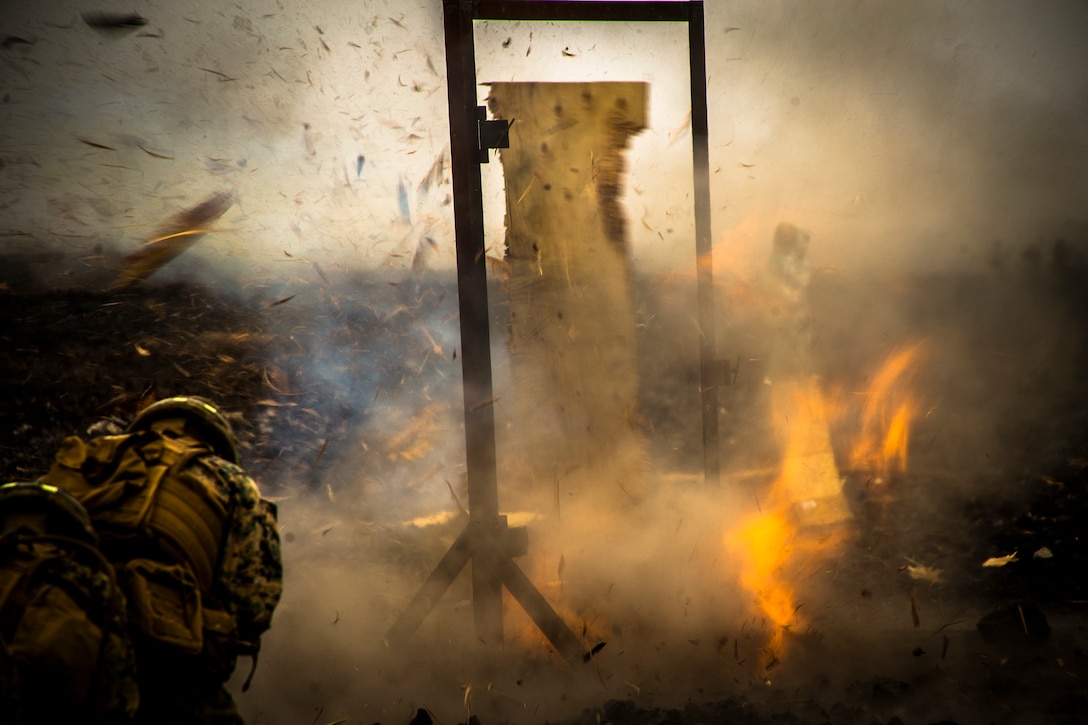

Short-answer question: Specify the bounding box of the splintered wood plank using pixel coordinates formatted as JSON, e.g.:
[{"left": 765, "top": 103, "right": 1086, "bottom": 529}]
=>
[{"left": 488, "top": 82, "right": 650, "bottom": 510}]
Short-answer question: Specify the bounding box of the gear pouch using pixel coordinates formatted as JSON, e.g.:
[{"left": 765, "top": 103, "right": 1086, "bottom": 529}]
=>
[{"left": 122, "top": 558, "right": 203, "bottom": 655}]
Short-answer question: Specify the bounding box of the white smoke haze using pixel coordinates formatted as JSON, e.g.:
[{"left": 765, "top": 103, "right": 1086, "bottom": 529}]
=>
[
  {"left": 5, "top": 0, "right": 1084, "bottom": 279},
  {"left": 3, "top": 1, "right": 1088, "bottom": 724}
]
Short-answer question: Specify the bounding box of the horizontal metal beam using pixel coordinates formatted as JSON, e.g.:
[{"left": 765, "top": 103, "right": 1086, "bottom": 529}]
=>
[{"left": 473, "top": 1, "right": 697, "bottom": 23}]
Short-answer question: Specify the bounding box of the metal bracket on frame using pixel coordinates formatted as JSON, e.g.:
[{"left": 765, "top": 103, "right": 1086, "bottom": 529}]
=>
[{"left": 477, "top": 106, "right": 511, "bottom": 163}]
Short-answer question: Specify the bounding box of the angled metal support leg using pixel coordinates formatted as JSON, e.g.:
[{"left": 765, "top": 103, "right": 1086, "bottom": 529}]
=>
[{"left": 386, "top": 525, "right": 474, "bottom": 645}]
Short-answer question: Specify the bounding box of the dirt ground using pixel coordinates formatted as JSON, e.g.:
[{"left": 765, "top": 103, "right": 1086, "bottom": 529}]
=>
[{"left": 2, "top": 238, "right": 1087, "bottom": 725}]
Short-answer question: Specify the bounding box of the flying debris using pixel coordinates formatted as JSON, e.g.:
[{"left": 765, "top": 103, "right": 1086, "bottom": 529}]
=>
[
  {"left": 982, "top": 551, "right": 1019, "bottom": 568},
  {"left": 268, "top": 295, "right": 296, "bottom": 308},
  {"left": 411, "top": 236, "right": 438, "bottom": 270},
  {"left": 138, "top": 145, "right": 174, "bottom": 160},
  {"left": 418, "top": 150, "right": 447, "bottom": 196},
  {"left": 303, "top": 122, "right": 316, "bottom": 156},
  {"left": 2, "top": 35, "right": 34, "bottom": 50},
  {"left": 903, "top": 557, "right": 943, "bottom": 584},
  {"left": 77, "top": 137, "right": 116, "bottom": 151},
  {"left": 668, "top": 109, "right": 692, "bottom": 144},
  {"left": 582, "top": 641, "right": 606, "bottom": 662},
  {"left": 397, "top": 178, "right": 411, "bottom": 223},
  {"left": 113, "top": 191, "right": 235, "bottom": 290},
  {"left": 199, "top": 67, "right": 236, "bottom": 82},
  {"left": 81, "top": 11, "right": 148, "bottom": 30}
]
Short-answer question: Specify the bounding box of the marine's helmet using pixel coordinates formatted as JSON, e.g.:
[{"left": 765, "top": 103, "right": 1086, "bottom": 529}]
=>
[
  {"left": 126, "top": 395, "right": 239, "bottom": 464},
  {"left": 0, "top": 481, "right": 98, "bottom": 545}
]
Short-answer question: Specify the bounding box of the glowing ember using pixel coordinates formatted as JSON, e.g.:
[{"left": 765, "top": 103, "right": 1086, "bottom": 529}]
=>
[{"left": 849, "top": 341, "right": 928, "bottom": 482}]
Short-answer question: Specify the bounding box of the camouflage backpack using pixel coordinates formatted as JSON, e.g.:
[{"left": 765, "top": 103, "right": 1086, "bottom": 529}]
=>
[
  {"left": 38, "top": 399, "right": 282, "bottom": 686},
  {"left": 0, "top": 481, "right": 138, "bottom": 723}
]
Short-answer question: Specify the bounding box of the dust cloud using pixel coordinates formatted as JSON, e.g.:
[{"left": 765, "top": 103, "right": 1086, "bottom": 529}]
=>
[{"left": 704, "top": 0, "right": 1088, "bottom": 274}]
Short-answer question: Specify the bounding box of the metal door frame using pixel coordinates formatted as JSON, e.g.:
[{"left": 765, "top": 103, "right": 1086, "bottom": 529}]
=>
[{"left": 388, "top": 0, "right": 718, "bottom": 659}]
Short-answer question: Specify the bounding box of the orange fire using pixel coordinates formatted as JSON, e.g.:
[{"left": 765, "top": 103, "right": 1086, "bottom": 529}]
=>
[
  {"left": 725, "top": 343, "right": 926, "bottom": 667},
  {"left": 727, "top": 508, "right": 797, "bottom": 632},
  {"left": 725, "top": 378, "right": 848, "bottom": 666},
  {"left": 848, "top": 341, "right": 928, "bottom": 483}
]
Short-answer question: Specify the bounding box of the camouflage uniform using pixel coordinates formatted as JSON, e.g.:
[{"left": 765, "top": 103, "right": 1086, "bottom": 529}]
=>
[{"left": 40, "top": 420, "right": 283, "bottom": 725}]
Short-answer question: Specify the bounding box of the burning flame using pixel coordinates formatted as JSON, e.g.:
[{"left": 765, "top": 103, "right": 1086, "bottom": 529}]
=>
[
  {"left": 849, "top": 341, "right": 928, "bottom": 483},
  {"left": 727, "top": 509, "right": 797, "bottom": 634},
  {"left": 725, "top": 378, "right": 850, "bottom": 666},
  {"left": 725, "top": 342, "right": 927, "bottom": 668}
]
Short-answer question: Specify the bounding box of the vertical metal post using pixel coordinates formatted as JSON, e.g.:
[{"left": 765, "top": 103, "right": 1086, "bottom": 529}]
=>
[
  {"left": 442, "top": 0, "right": 504, "bottom": 645},
  {"left": 689, "top": 2, "right": 719, "bottom": 486},
  {"left": 395, "top": 0, "right": 716, "bottom": 658}
]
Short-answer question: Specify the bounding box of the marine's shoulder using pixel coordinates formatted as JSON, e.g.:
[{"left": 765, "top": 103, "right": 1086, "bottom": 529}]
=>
[{"left": 190, "top": 454, "right": 269, "bottom": 506}]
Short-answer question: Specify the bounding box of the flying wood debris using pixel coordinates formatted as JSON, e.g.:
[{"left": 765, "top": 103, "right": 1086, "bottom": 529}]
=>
[
  {"left": 581, "top": 641, "right": 606, "bottom": 663},
  {"left": 81, "top": 11, "right": 148, "bottom": 29},
  {"left": 199, "top": 67, "right": 236, "bottom": 82},
  {"left": 982, "top": 551, "right": 1019, "bottom": 567},
  {"left": 903, "top": 558, "right": 943, "bottom": 584},
  {"left": 313, "top": 435, "right": 330, "bottom": 466},
  {"left": 2, "top": 35, "right": 33, "bottom": 49},
  {"left": 113, "top": 191, "right": 235, "bottom": 289},
  {"left": 138, "top": 145, "right": 174, "bottom": 160},
  {"left": 77, "top": 137, "right": 116, "bottom": 151}
]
